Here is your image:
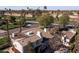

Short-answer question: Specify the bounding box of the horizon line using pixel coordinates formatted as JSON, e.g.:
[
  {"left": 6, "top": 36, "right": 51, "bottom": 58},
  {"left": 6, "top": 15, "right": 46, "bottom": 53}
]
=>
[{"left": 0, "top": 6, "right": 79, "bottom": 10}]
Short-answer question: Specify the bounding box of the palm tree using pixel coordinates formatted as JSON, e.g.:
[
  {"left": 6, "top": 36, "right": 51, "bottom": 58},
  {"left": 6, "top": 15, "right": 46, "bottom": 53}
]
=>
[
  {"left": 35, "top": 8, "right": 42, "bottom": 17},
  {"left": 44, "top": 6, "right": 47, "bottom": 10},
  {"left": 27, "top": 7, "right": 29, "bottom": 10},
  {"left": 8, "top": 8, "right": 12, "bottom": 16},
  {"left": 6, "top": 16, "right": 10, "bottom": 40},
  {"left": 56, "top": 10, "right": 60, "bottom": 21},
  {"left": 19, "top": 9, "right": 26, "bottom": 33},
  {"left": 4, "top": 8, "right": 12, "bottom": 46}
]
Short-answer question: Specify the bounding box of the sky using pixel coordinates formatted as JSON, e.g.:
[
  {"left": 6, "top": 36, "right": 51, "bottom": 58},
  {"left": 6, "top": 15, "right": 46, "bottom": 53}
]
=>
[
  {"left": 0, "top": 0, "right": 79, "bottom": 6},
  {"left": 0, "top": 6, "right": 79, "bottom": 10},
  {"left": 0, "top": 0, "right": 79, "bottom": 10}
]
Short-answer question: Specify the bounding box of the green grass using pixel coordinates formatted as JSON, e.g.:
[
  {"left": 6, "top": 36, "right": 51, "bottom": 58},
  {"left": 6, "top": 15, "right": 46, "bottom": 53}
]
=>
[
  {"left": 0, "top": 23, "right": 19, "bottom": 30},
  {"left": 0, "top": 37, "right": 9, "bottom": 45}
]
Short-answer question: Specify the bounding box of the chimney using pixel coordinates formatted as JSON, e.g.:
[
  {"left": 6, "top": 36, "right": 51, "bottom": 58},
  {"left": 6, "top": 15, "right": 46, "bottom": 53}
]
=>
[
  {"left": 44, "top": 28, "right": 47, "bottom": 32},
  {"left": 12, "top": 33, "right": 15, "bottom": 37},
  {"left": 36, "top": 31, "right": 42, "bottom": 38}
]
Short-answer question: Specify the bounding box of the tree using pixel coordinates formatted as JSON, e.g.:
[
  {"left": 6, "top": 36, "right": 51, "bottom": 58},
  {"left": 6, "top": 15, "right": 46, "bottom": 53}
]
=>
[
  {"left": 72, "top": 34, "right": 79, "bottom": 52},
  {"left": 34, "top": 8, "right": 42, "bottom": 17},
  {"left": 27, "top": 7, "right": 29, "bottom": 10},
  {"left": 77, "top": 11, "right": 79, "bottom": 15},
  {"left": 19, "top": 9, "right": 26, "bottom": 33},
  {"left": 59, "top": 14, "right": 70, "bottom": 27},
  {"left": 3, "top": 8, "right": 12, "bottom": 46},
  {"left": 44, "top": 6, "right": 47, "bottom": 10},
  {"left": 76, "top": 28, "right": 79, "bottom": 34},
  {"left": 8, "top": 8, "right": 12, "bottom": 16},
  {"left": 3, "top": 15, "right": 12, "bottom": 47},
  {"left": 55, "top": 10, "right": 60, "bottom": 23},
  {"left": 10, "top": 16, "right": 16, "bottom": 22},
  {"left": 0, "top": 10, "right": 5, "bottom": 17},
  {"left": 0, "top": 16, "right": 2, "bottom": 19},
  {"left": 37, "top": 14, "right": 54, "bottom": 28},
  {"left": 68, "top": 11, "right": 73, "bottom": 15}
]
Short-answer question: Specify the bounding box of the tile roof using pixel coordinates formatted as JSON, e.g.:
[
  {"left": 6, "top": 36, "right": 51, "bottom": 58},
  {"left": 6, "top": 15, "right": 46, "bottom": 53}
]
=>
[
  {"left": 18, "top": 35, "right": 41, "bottom": 46},
  {"left": 48, "top": 34, "right": 63, "bottom": 51},
  {"left": 62, "top": 31, "right": 75, "bottom": 40},
  {"left": 10, "top": 28, "right": 53, "bottom": 46}
]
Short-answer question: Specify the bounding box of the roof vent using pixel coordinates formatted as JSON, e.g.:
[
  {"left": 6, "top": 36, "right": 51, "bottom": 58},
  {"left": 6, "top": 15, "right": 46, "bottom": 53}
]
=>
[{"left": 25, "top": 31, "right": 33, "bottom": 36}]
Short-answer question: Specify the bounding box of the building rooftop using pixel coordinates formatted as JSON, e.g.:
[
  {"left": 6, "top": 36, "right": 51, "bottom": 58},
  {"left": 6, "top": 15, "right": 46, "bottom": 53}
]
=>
[
  {"left": 18, "top": 35, "right": 41, "bottom": 46},
  {"left": 48, "top": 34, "right": 63, "bottom": 51},
  {"left": 62, "top": 31, "right": 76, "bottom": 40},
  {"left": 10, "top": 28, "right": 53, "bottom": 46}
]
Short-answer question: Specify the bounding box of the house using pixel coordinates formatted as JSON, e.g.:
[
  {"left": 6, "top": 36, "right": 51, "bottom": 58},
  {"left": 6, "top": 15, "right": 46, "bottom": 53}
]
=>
[
  {"left": 24, "top": 21, "right": 39, "bottom": 28},
  {"left": 10, "top": 28, "right": 53, "bottom": 53},
  {"left": 10, "top": 32, "right": 42, "bottom": 53},
  {"left": 61, "top": 29, "right": 76, "bottom": 47}
]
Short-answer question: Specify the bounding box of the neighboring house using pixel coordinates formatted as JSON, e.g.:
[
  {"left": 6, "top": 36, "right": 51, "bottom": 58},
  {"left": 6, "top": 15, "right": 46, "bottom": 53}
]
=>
[
  {"left": 24, "top": 21, "right": 39, "bottom": 28},
  {"left": 61, "top": 29, "right": 76, "bottom": 47}
]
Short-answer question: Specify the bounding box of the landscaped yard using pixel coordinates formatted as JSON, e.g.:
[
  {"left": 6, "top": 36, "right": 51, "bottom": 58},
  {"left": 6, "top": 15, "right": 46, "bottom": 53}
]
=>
[
  {"left": 0, "top": 37, "right": 9, "bottom": 45},
  {"left": 0, "top": 37, "right": 10, "bottom": 50},
  {"left": 0, "top": 23, "right": 19, "bottom": 30}
]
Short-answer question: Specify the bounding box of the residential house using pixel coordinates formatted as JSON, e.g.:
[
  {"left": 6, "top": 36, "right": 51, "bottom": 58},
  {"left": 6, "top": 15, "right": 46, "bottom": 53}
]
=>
[
  {"left": 24, "top": 21, "right": 39, "bottom": 28},
  {"left": 61, "top": 29, "right": 76, "bottom": 47},
  {"left": 10, "top": 28, "right": 53, "bottom": 53}
]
